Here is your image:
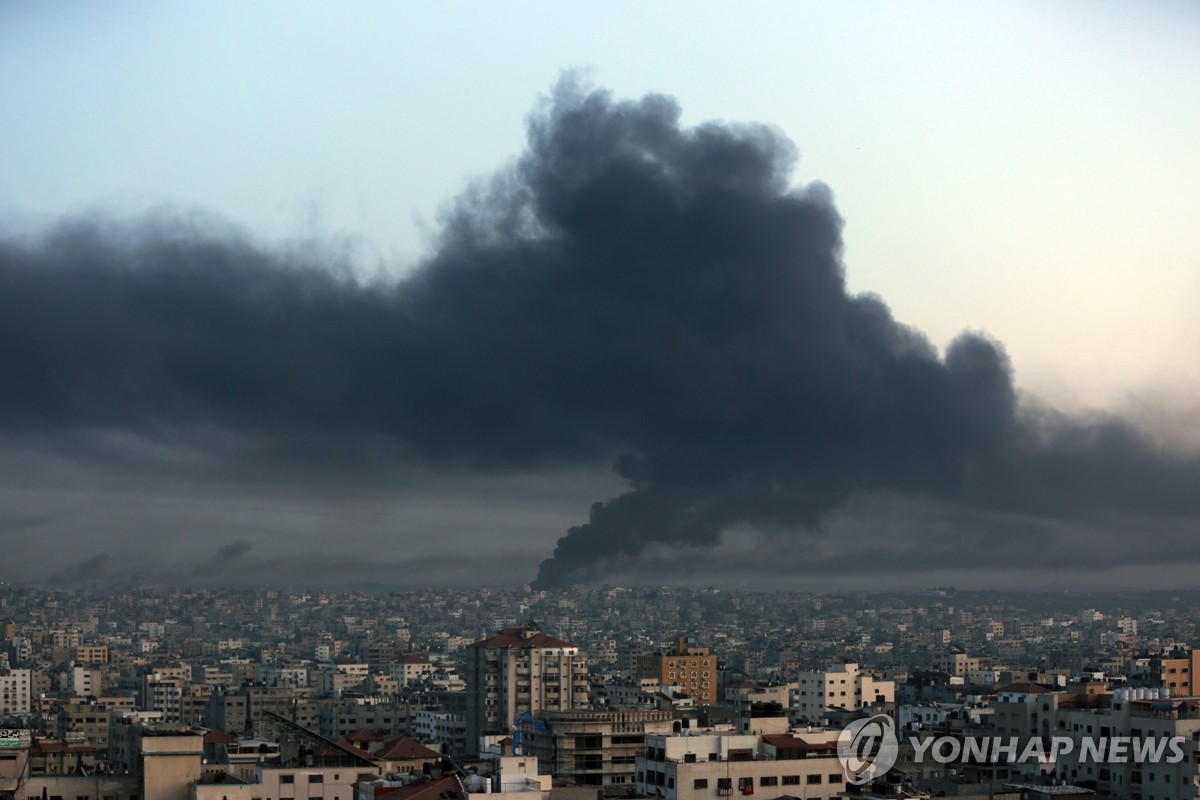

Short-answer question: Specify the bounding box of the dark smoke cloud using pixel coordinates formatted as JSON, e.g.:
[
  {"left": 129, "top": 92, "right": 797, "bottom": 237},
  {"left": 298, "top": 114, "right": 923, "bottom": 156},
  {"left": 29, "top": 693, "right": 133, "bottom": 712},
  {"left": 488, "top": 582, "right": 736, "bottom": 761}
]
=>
[
  {"left": 1, "top": 79, "right": 1197, "bottom": 588},
  {"left": 194, "top": 540, "right": 253, "bottom": 576}
]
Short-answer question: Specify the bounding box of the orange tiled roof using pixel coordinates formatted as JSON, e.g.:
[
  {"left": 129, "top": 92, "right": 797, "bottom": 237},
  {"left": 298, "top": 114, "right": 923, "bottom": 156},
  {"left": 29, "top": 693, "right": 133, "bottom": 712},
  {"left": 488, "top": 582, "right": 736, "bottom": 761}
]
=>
[{"left": 472, "top": 626, "right": 573, "bottom": 650}]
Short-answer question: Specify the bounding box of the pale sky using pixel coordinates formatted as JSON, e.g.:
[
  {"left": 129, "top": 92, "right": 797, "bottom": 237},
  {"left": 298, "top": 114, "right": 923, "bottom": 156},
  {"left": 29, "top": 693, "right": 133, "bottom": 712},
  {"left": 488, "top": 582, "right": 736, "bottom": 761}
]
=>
[
  {"left": 4, "top": 0, "right": 1197, "bottom": 409},
  {"left": 2, "top": 1, "right": 1198, "bottom": 589}
]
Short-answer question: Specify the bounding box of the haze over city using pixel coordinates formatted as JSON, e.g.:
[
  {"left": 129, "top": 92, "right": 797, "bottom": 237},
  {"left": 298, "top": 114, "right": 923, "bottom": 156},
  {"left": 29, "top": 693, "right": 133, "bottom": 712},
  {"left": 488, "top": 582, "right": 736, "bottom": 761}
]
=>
[{"left": 1, "top": 1, "right": 1198, "bottom": 590}]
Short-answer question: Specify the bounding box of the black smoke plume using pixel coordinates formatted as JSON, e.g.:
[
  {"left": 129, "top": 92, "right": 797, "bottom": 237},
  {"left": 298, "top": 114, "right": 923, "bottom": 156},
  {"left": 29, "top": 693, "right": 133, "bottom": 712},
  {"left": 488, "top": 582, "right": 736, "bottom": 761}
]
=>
[{"left": 1, "top": 80, "right": 1196, "bottom": 587}]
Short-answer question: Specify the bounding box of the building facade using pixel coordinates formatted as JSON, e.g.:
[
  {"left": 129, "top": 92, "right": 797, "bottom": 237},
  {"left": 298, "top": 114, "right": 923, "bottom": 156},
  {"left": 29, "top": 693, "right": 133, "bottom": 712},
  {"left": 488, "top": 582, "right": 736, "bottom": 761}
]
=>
[{"left": 466, "top": 625, "right": 589, "bottom": 755}]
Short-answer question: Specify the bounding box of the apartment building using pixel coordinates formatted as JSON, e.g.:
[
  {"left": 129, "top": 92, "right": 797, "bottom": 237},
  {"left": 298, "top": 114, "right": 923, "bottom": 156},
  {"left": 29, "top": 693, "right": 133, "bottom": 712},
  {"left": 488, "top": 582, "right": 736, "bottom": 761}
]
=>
[
  {"left": 389, "top": 653, "right": 435, "bottom": 687},
  {"left": 792, "top": 662, "right": 894, "bottom": 722},
  {"left": 637, "top": 638, "right": 718, "bottom": 705},
  {"left": 1156, "top": 649, "right": 1200, "bottom": 698},
  {"left": 933, "top": 651, "right": 983, "bottom": 678},
  {"left": 635, "top": 728, "right": 847, "bottom": 800},
  {"left": 514, "top": 708, "right": 674, "bottom": 786},
  {"left": 0, "top": 669, "right": 32, "bottom": 715},
  {"left": 465, "top": 625, "right": 589, "bottom": 755},
  {"left": 74, "top": 645, "right": 109, "bottom": 665},
  {"left": 317, "top": 697, "right": 413, "bottom": 741},
  {"left": 1051, "top": 690, "right": 1200, "bottom": 799}
]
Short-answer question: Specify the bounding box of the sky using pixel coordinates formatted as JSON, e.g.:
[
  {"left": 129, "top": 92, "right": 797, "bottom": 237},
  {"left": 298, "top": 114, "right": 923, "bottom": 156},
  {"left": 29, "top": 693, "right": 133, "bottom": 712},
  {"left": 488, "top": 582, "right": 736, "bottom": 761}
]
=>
[{"left": 1, "top": 1, "right": 1198, "bottom": 591}]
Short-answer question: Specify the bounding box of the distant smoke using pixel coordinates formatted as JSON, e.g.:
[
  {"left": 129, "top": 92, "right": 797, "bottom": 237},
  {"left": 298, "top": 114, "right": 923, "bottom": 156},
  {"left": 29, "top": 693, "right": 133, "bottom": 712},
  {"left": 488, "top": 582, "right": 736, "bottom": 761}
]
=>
[
  {"left": 194, "top": 540, "right": 253, "bottom": 576},
  {"left": 1, "top": 78, "right": 1197, "bottom": 588}
]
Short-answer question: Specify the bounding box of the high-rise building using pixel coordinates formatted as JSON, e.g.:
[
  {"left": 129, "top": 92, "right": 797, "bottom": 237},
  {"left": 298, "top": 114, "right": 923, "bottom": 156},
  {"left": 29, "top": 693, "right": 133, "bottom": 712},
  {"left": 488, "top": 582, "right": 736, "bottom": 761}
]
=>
[
  {"left": 0, "top": 668, "right": 31, "bottom": 715},
  {"left": 637, "top": 637, "right": 718, "bottom": 705},
  {"left": 465, "top": 624, "right": 589, "bottom": 755}
]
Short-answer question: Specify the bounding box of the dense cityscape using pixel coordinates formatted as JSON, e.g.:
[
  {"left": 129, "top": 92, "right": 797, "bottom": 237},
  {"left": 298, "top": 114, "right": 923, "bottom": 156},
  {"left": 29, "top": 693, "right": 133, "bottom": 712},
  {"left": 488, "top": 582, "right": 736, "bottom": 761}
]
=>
[
  {"left": 4, "top": 7, "right": 1197, "bottom": 800},
  {"left": 4, "top": 584, "right": 1200, "bottom": 800}
]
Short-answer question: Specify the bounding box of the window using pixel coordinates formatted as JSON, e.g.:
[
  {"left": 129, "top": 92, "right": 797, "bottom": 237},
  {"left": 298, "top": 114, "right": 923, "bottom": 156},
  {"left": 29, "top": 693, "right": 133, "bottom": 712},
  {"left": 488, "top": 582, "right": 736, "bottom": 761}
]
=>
[
  {"left": 828, "top": 774, "right": 843, "bottom": 783},
  {"left": 308, "top": 776, "right": 323, "bottom": 784},
  {"left": 281, "top": 777, "right": 295, "bottom": 785},
  {"left": 807, "top": 775, "right": 821, "bottom": 784},
  {"left": 759, "top": 777, "right": 777, "bottom": 786},
  {"left": 717, "top": 778, "right": 732, "bottom": 796},
  {"left": 694, "top": 780, "right": 708, "bottom": 789},
  {"left": 738, "top": 777, "right": 754, "bottom": 795},
  {"left": 782, "top": 777, "right": 800, "bottom": 786}
]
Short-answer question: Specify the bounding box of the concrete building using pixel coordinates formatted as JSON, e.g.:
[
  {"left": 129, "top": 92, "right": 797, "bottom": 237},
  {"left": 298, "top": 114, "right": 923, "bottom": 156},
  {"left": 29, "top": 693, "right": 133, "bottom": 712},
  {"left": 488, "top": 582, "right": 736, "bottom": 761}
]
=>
[
  {"left": 465, "top": 625, "right": 589, "bottom": 755},
  {"left": 1052, "top": 690, "right": 1200, "bottom": 799},
  {"left": 792, "top": 662, "right": 894, "bottom": 723},
  {"left": 412, "top": 708, "right": 467, "bottom": 757},
  {"left": 1157, "top": 649, "right": 1200, "bottom": 697},
  {"left": 933, "top": 651, "right": 983, "bottom": 678},
  {"left": 56, "top": 696, "right": 137, "bottom": 749},
  {"left": 317, "top": 697, "right": 413, "bottom": 741},
  {"left": 389, "top": 654, "right": 436, "bottom": 688},
  {"left": 74, "top": 645, "right": 109, "bottom": 665},
  {"left": 514, "top": 708, "right": 674, "bottom": 786},
  {"left": 0, "top": 668, "right": 31, "bottom": 715},
  {"left": 635, "top": 728, "right": 847, "bottom": 800},
  {"left": 637, "top": 638, "right": 718, "bottom": 706},
  {"left": 68, "top": 664, "right": 104, "bottom": 697},
  {"left": 317, "top": 662, "right": 369, "bottom": 698},
  {"left": 142, "top": 674, "right": 185, "bottom": 723}
]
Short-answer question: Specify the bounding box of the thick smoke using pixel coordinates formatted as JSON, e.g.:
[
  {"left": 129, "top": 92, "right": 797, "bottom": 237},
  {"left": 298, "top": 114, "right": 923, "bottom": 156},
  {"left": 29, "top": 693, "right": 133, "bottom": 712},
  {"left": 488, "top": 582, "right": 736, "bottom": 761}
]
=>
[{"left": 1, "top": 80, "right": 1197, "bottom": 587}]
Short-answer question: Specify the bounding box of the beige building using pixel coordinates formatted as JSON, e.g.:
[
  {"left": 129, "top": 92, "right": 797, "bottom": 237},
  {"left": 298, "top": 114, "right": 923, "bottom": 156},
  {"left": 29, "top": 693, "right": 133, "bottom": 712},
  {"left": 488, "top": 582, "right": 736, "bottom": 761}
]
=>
[
  {"left": 0, "top": 668, "right": 31, "bottom": 715},
  {"left": 637, "top": 638, "right": 718, "bottom": 706},
  {"left": 68, "top": 665, "right": 104, "bottom": 696},
  {"left": 1157, "top": 649, "right": 1200, "bottom": 697},
  {"left": 933, "top": 651, "right": 983, "bottom": 677},
  {"left": 636, "top": 728, "right": 847, "bottom": 800},
  {"left": 389, "top": 653, "right": 435, "bottom": 687},
  {"left": 466, "top": 625, "right": 589, "bottom": 755},
  {"left": 792, "top": 662, "right": 894, "bottom": 723}
]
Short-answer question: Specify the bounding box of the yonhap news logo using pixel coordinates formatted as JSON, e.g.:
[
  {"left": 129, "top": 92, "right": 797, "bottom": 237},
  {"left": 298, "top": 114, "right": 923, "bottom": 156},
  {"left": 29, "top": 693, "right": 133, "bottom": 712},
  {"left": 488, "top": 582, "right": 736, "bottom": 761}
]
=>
[
  {"left": 836, "top": 716, "right": 1189, "bottom": 785},
  {"left": 837, "top": 714, "right": 899, "bottom": 785}
]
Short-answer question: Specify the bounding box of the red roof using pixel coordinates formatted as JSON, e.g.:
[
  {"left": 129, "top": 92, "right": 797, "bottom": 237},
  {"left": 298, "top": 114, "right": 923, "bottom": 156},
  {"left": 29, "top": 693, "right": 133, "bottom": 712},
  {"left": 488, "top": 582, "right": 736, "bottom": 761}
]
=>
[
  {"left": 349, "top": 728, "right": 385, "bottom": 742},
  {"left": 203, "top": 729, "right": 239, "bottom": 745},
  {"left": 376, "top": 775, "right": 464, "bottom": 800},
  {"left": 376, "top": 736, "right": 442, "bottom": 761},
  {"left": 472, "top": 626, "right": 574, "bottom": 650}
]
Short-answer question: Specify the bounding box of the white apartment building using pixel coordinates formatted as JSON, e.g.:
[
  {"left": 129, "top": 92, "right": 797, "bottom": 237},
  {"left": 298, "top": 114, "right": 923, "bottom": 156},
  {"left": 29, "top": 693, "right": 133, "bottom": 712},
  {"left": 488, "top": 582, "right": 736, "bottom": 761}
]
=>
[{"left": 792, "top": 662, "right": 894, "bottom": 723}]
